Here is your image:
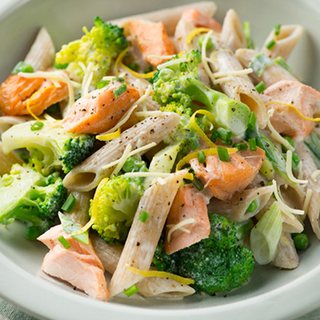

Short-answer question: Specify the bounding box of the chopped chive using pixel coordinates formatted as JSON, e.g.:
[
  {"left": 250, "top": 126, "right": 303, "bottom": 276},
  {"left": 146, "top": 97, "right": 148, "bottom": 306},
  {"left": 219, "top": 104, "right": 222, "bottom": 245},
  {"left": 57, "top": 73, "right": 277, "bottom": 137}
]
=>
[
  {"left": 255, "top": 81, "right": 266, "bottom": 94},
  {"left": 247, "top": 199, "right": 258, "bottom": 213},
  {"left": 124, "top": 284, "right": 139, "bottom": 297},
  {"left": 197, "top": 151, "right": 206, "bottom": 164},
  {"left": 96, "top": 79, "right": 110, "bottom": 89},
  {"left": 53, "top": 61, "right": 69, "bottom": 70},
  {"left": 197, "top": 34, "right": 214, "bottom": 50},
  {"left": 113, "top": 83, "right": 127, "bottom": 98},
  {"left": 233, "top": 142, "right": 248, "bottom": 151},
  {"left": 217, "top": 127, "right": 232, "bottom": 141},
  {"left": 139, "top": 211, "right": 149, "bottom": 223},
  {"left": 58, "top": 235, "right": 71, "bottom": 249},
  {"left": 115, "top": 77, "right": 125, "bottom": 82},
  {"left": 243, "top": 21, "right": 255, "bottom": 49},
  {"left": 249, "top": 138, "right": 257, "bottom": 151},
  {"left": 61, "top": 193, "right": 77, "bottom": 213},
  {"left": 210, "top": 131, "right": 219, "bottom": 143},
  {"left": 247, "top": 112, "right": 257, "bottom": 131},
  {"left": 266, "top": 39, "right": 276, "bottom": 50},
  {"left": 126, "top": 62, "right": 139, "bottom": 72},
  {"left": 274, "top": 56, "right": 292, "bottom": 72},
  {"left": 30, "top": 121, "right": 44, "bottom": 131},
  {"left": 217, "top": 146, "right": 230, "bottom": 162},
  {"left": 11, "top": 61, "right": 34, "bottom": 74},
  {"left": 274, "top": 24, "right": 281, "bottom": 36},
  {"left": 192, "top": 177, "right": 204, "bottom": 191},
  {"left": 222, "top": 139, "right": 233, "bottom": 146}
]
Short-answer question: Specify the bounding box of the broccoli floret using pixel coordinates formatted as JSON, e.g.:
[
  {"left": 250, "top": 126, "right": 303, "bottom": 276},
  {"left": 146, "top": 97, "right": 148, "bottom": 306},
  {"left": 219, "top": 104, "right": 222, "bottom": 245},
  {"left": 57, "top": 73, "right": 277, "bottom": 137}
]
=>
[
  {"left": 55, "top": 17, "right": 129, "bottom": 85},
  {"left": 90, "top": 175, "right": 145, "bottom": 244},
  {"left": 153, "top": 213, "right": 255, "bottom": 295},
  {"left": 153, "top": 50, "right": 252, "bottom": 136},
  {"left": 2, "top": 121, "right": 95, "bottom": 175},
  {"left": 0, "top": 164, "right": 67, "bottom": 240},
  {"left": 160, "top": 102, "right": 200, "bottom": 155}
]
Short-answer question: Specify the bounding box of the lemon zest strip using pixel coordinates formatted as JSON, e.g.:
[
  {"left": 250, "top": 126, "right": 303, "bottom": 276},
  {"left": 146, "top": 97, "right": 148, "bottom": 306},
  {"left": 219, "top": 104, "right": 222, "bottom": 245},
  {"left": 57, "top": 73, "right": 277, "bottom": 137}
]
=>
[
  {"left": 96, "top": 127, "right": 121, "bottom": 141},
  {"left": 185, "top": 27, "right": 214, "bottom": 44},
  {"left": 126, "top": 264, "right": 195, "bottom": 285}
]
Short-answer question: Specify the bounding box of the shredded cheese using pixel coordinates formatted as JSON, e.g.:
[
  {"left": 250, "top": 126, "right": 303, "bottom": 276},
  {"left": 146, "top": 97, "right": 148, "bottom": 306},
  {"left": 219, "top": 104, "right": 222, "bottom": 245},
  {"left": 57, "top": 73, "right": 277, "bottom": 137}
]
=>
[
  {"left": 302, "top": 188, "right": 313, "bottom": 216},
  {"left": 98, "top": 85, "right": 153, "bottom": 136},
  {"left": 184, "top": 27, "right": 213, "bottom": 44},
  {"left": 81, "top": 61, "right": 94, "bottom": 97},
  {"left": 285, "top": 150, "right": 308, "bottom": 185},
  {"left": 213, "top": 68, "right": 253, "bottom": 78},
  {"left": 110, "top": 143, "right": 132, "bottom": 177},
  {"left": 272, "top": 180, "right": 305, "bottom": 216},
  {"left": 201, "top": 30, "right": 216, "bottom": 85},
  {"left": 96, "top": 127, "right": 121, "bottom": 141},
  {"left": 124, "top": 172, "right": 172, "bottom": 178},
  {"left": 157, "top": 57, "right": 188, "bottom": 70},
  {"left": 311, "top": 169, "right": 320, "bottom": 181},
  {"left": 267, "top": 108, "right": 294, "bottom": 152},
  {"left": 190, "top": 109, "right": 217, "bottom": 148},
  {"left": 126, "top": 264, "right": 195, "bottom": 285},
  {"left": 146, "top": 54, "right": 176, "bottom": 59},
  {"left": 101, "top": 142, "right": 157, "bottom": 170},
  {"left": 265, "top": 101, "right": 320, "bottom": 122},
  {"left": 167, "top": 218, "right": 195, "bottom": 243},
  {"left": 136, "top": 79, "right": 147, "bottom": 111},
  {"left": 176, "top": 147, "right": 238, "bottom": 172}
]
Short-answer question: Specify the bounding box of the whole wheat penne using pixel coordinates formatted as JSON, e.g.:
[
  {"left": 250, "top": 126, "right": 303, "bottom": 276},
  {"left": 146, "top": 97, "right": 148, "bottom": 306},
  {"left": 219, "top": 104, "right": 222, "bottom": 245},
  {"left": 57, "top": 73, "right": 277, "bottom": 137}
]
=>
[
  {"left": 91, "top": 233, "right": 195, "bottom": 298},
  {"left": 0, "top": 142, "right": 23, "bottom": 175},
  {"left": 108, "top": 1, "right": 217, "bottom": 37},
  {"left": 63, "top": 112, "right": 180, "bottom": 192},
  {"left": 24, "top": 27, "right": 55, "bottom": 71},
  {"left": 65, "top": 191, "right": 93, "bottom": 226},
  {"left": 108, "top": 169, "right": 187, "bottom": 297},
  {"left": 273, "top": 232, "right": 299, "bottom": 269},
  {"left": 235, "top": 48, "right": 298, "bottom": 87},
  {"left": 208, "top": 186, "right": 274, "bottom": 222},
  {"left": 261, "top": 25, "right": 304, "bottom": 61},
  {"left": 295, "top": 142, "right": 320, "bottom": 239},
  {"left": 209, "top": 47, "right": 267, "bottom": 128},
  {"left": 174, "top": 19, "right": 211, "bottom": 86},
  {"left": 220, "top": 9, "right": 247, "bottom": 52}
]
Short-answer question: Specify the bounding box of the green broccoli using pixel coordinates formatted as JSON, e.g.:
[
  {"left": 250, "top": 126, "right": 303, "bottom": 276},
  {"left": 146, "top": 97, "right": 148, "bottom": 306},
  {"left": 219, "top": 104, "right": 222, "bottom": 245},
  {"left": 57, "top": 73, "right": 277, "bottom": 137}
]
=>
[
  {"left": 160, "top": 103, "right": 200, "bottom": 155},
  {"left": 0, "top": 163, "right": 67, "bottom": 240},
  {"left": 2, "top": 121, "right": 95, "bottom": 175},
  {"left": 153, "top": 50, "right": 252, "bottom": 136},
  {"left": 153, "top": 213, "right": 255, "bottom": 295},
  {"left": 90, "top": 175, "right": 144, "bottom": 244},
  {"left": 55, "top": 17, "right": 129, "bottom": 85}
]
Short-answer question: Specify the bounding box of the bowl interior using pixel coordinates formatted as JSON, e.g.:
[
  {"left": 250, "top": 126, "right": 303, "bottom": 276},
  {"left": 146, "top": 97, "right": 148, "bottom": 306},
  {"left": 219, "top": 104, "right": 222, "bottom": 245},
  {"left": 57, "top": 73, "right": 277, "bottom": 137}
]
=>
[{"left": 1, "top": 0, "right": 320, "bottom": 319}]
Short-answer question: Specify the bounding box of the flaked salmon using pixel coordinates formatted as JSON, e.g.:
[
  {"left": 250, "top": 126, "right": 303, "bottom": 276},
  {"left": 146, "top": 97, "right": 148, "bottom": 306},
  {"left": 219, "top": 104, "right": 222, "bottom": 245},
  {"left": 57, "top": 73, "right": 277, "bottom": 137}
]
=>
[
  {"left": 38, "top": 225, "right": 109, "bottom": 301},
  {"left": 61, "top": 82, "right": 140, "bottom": 134},
  {"left": 181, "top": 8, "right": 222, "bottom": 33},
  {"left": 129, "top": 20, "right": 176, "bottom": 66},
  {"left": 190, "top": 146, "right": 265, "bottom": 201},
  {"left": 164, "top": 184, "right": 210, "bottom": 254},
  {"left": 0, "top": 75, "right": 68, "bottom": 116},
  {"left": 261, "top": 80, "right": 320, "bottom": 141}
]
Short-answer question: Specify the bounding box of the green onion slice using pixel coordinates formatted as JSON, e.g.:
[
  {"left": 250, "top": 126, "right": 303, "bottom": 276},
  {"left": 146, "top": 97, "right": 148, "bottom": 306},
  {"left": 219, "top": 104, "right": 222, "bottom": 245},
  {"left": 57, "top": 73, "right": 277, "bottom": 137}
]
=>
[
  {"left": 249, "top": 138, "right": 257, "bottom": 151},
  {"left": 197, "top": 151, "right": 206, "bottom": 164},
  {"left": 139, "top": 211, "right": 149, "bottom": 223},
  {"left": 274, "top": 56, "right": 292, "bottom": 72},
  {"left": 247, "top": 112, "right": 257, "bottom": 131},
  {"left": 249, "top": 53, "right": 273, "bottom": 77},
  {"left": 243, "top": 21, "right": 255, "bottom": 49},
  {"left": 255, "top": 81, "right": 266, "bottom": 94},
  {"left": 217, "top": 146, "right": 230, "bottom": 162},
  {"left": 30, "top": 121, "right": 44, "bottom": 131},
  {"left": 233, "top": 142, "right": 248, "bottom": 151},
  {"left": 274, "top": 24, "right": 281, "bottom": 36},
  {"left": 11, "top": 61, "right": 34, "bottom": 74},
  {"left": 266, "top": 39, "right": 276, "bottom": 50},
  {"left": 58, "top": 235, "right": 71, "bottom": 249},
  {"left": 61, "top": 193, "right": 77, "bottom": 213},
  {"left": 113, "top": 83, "right": 127, "bottom": 98},
  {"left": 124, "top": 284, "right": 139, "bottom": 297}
]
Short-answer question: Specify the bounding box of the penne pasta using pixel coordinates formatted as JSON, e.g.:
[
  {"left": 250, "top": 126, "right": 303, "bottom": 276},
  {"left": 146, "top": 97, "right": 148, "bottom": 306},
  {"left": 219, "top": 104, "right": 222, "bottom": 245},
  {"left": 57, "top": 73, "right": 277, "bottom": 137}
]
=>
[
  {"left": 91, "top": 233, "right": 195, "bottom": 298},
  {"left": 108, "top": 169, "right": 187, "bottom": 297},
  {"left": 261, "top": 25, "right": 304, "bottom": 61},
  {"left": 220, "top": 9, "right": 247, "bottom": 52},
  {"left": 63, "top": 113, "right": 180, "bottom": 192},
  {"left": 24, "top": 27, "right": 55, "bottom": 71}
]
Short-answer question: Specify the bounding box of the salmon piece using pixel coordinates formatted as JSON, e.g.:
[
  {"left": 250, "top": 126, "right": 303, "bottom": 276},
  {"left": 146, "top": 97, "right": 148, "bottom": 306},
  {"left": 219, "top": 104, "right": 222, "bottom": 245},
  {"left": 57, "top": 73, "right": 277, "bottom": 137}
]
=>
[
  {"left": 129, "top": 20, "right": 176, "bottom": 66},
  {"left": 62, "top": 82, "right": 140, "bottom": 134},
  {"left": 190, "top": 146, "right": 265, "bottom": 201},
  {"left": 181, "top": 8, "right": 222, "bottom": 33},
  {"left": 0, "top": 74, "right": 68, "bottom": 116},
  {"left": 261, "top": 80, "right": 320, "bottom": 141},
  {"left": 38, "top": 225, "right": 108, "bottom": 301},
  {"left": 164, "top": 184, "right": 210, "bottom": 254}
]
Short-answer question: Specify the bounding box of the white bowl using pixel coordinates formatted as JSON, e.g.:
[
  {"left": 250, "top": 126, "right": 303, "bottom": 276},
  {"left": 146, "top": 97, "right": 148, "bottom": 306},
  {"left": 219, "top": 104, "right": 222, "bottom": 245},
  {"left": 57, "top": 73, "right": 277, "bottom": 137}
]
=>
[{"left": 1, "top": 0, "right": 320, "bottom": 319}]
